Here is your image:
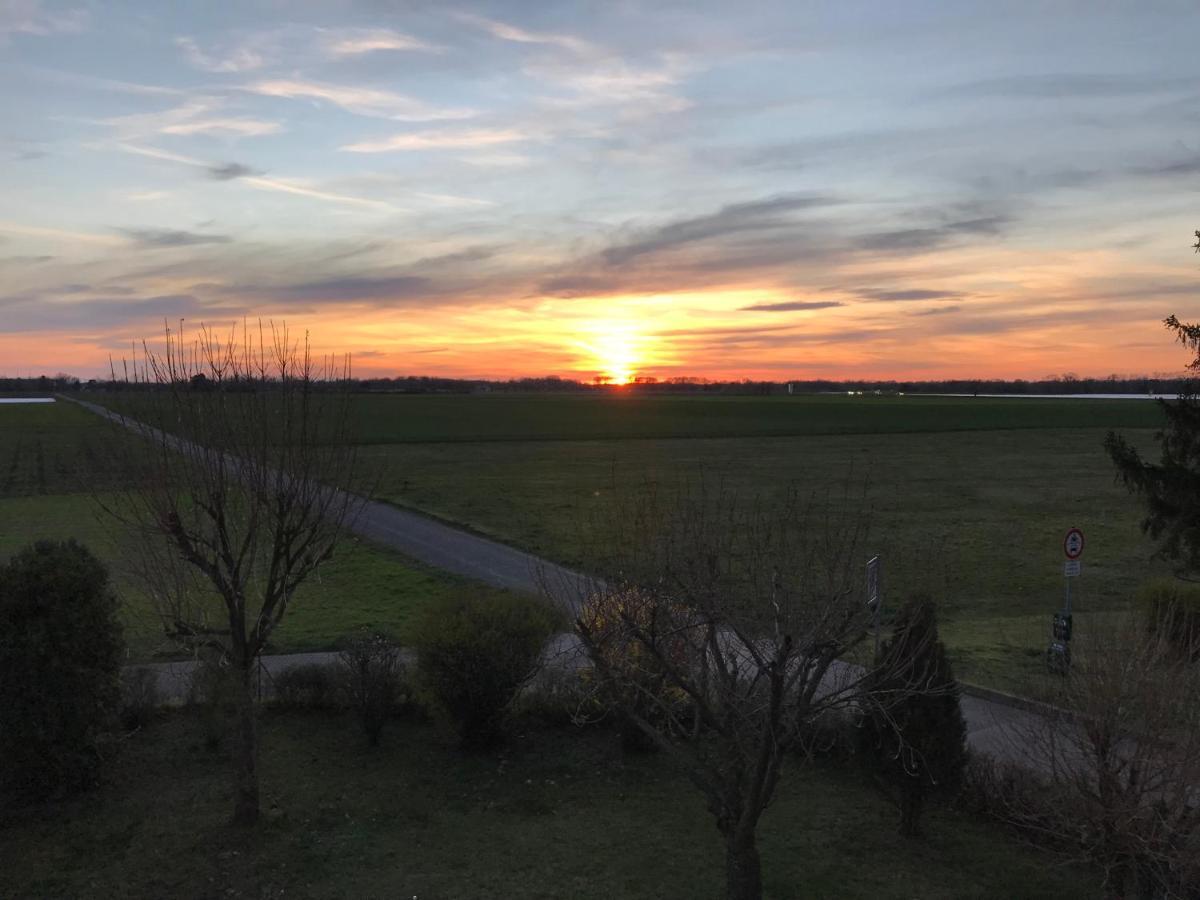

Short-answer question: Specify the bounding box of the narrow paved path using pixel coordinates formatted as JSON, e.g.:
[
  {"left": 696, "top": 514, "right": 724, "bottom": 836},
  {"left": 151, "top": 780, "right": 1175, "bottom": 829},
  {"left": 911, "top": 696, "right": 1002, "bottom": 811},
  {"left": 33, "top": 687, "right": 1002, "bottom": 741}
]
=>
[
  {"left": 352, "top": 498, "right": 595, "bottom": 612},
  {"left": 63, "top": 394, "right": 598, "bottom": 612},
  {"left": 66, "top": 394, "right": 1046, "bottom": 767}
]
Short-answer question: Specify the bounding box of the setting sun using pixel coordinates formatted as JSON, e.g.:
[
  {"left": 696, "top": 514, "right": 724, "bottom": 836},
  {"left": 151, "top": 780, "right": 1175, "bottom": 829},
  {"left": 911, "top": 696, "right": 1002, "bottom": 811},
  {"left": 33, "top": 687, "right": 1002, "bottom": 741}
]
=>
[{"left": 578, "top": 322, "right": 648, "bottom": 385}]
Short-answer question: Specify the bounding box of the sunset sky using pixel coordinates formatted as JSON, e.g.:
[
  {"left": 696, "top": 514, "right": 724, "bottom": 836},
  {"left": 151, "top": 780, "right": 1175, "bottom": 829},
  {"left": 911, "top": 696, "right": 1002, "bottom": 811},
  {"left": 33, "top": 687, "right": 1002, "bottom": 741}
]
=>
[{"left": 1, "top": 1, "right": 1198, "bottom": 382}]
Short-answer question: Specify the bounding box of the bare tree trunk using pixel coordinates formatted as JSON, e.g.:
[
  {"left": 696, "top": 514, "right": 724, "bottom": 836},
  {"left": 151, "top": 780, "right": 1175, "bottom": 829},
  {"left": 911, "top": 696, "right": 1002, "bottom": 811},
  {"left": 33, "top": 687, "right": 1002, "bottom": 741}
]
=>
[
  {"left": 723, "top": 826, "right": 763, "bottom": 900},
  {"left": 232, "top": 663, "right": 259, "bottom": 826}
]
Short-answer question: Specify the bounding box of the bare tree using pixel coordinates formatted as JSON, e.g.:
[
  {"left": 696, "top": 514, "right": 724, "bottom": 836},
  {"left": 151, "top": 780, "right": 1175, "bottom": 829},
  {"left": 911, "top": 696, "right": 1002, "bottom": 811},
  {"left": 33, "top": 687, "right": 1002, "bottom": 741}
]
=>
[
  {"left": 104, "top": 321, "right": 362, "bottom": 825},
  {"left": 575, "top": 480, "right": 920, "bottom": 900},
  {"left": 990, "top": 615, "right": 1200, "bottom": 899}
]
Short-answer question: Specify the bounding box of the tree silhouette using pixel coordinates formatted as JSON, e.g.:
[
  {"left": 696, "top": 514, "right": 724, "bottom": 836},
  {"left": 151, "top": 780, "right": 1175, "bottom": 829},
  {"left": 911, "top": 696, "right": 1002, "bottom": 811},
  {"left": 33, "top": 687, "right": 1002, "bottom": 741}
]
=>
[
  {"left": 1104, "top": 233, "right": 1200, "bottom": 576},
  {"left": 105, "top": 321, "right": 361, "bottom": 825}
]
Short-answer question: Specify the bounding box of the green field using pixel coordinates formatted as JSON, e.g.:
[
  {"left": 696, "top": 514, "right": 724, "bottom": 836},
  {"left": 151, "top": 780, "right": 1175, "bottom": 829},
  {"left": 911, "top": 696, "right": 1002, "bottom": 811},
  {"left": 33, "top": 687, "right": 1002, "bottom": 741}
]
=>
[
  {"left": 0, "top": 709, "right": 1098, "bottom": 899},
  {"left": 0, "top": 402, "right": 517, "bottom": 660},
  {"left": 344, "top": 395, "right": 1166, "bottom": 690},
  {"left": 0, "top": 399, "right": 128, "bottom": 495},
  {"left": 343, "top": 392, "right": 1166, "bottom": 443},
  {"left": 2, "top": 393, "right": 1172, "bottom": 688}
]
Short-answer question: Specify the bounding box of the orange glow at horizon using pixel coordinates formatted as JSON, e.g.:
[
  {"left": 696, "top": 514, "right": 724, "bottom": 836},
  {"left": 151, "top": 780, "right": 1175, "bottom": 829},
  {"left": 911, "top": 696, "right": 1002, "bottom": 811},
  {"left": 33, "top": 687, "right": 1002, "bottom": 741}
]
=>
[
  {"left": 575, "top": 321, "right": 654, "bottom": 385},
  {"left": 0, "top": 243, "right": 1193, "bottom": 383}
]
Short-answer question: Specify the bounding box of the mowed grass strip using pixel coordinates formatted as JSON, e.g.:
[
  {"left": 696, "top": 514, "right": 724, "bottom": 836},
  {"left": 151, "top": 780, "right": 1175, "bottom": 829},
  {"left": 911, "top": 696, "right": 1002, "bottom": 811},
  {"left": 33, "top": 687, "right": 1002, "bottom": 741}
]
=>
[
  {"left": 0, "top": 493, "right": 520, "bottom": 661},
  {"left": 0, "top": 711, "right": 1099, "bottom": 900},
  {"left": 340, "top": 393, "right": 1167, "bottom": 443}
]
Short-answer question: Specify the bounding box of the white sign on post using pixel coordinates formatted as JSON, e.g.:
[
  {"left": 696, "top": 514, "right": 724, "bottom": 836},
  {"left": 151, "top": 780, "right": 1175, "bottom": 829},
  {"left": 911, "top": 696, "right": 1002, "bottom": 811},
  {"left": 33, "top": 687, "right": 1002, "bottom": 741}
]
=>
[
  {"left": 1064, "top": 560, "right": 1081, "bottom": 577},
  {"left": 866, "top": 556, "right": 881, "bottom": 611}
]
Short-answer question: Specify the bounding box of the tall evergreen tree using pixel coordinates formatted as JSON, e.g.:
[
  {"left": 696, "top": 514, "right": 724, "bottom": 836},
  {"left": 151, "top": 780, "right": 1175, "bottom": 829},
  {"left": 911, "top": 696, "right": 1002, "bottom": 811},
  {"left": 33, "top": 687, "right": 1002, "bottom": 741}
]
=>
[
  {"left": 1105, "top": 234, "right": 1200, "bottom": 576},
  {"left": 860, "top": 595, "right": 967, "bottom": 837}
]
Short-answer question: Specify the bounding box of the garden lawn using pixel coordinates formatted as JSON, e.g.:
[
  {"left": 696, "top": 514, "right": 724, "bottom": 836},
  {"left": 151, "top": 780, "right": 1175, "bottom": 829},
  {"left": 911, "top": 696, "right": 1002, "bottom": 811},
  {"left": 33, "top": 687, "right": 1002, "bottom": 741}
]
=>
[{"left": 0, "top": 710, "right": 1099, "bottom": 899}]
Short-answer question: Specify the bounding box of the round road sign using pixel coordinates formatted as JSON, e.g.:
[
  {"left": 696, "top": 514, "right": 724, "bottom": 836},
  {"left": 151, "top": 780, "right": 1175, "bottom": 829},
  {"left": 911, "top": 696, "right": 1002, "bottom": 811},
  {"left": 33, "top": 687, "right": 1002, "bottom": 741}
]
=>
[{"left": 1064, "top": 528, "right": 1085, "bottom": 560}]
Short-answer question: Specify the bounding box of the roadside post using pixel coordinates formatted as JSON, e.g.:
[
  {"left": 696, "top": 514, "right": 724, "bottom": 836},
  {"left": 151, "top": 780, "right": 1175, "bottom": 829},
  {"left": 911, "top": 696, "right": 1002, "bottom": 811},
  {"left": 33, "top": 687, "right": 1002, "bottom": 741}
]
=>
[
  {"left": 1048, "top": 527, "right": 1084, "bottom": 673},
  {"left": 867, "top": 556, "right": 882, "bottom": 659}
]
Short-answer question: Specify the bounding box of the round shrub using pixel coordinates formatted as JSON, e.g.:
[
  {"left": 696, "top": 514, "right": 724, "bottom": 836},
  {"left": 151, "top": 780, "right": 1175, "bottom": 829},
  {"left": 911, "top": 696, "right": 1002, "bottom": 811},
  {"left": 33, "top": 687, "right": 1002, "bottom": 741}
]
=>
[
  {"left": 414, "top": 593, "right": 559, "bottom": 751},
  {"left": 0, "top": 540, "right": 124, "bottom": 800}
]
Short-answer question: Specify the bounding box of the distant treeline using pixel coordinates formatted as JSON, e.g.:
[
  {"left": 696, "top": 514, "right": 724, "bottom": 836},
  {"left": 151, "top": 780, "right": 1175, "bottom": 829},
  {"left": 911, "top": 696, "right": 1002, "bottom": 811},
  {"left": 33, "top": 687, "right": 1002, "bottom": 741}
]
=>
[{"left": 0, "top": 372, "right": 1192, "bottom": 396}]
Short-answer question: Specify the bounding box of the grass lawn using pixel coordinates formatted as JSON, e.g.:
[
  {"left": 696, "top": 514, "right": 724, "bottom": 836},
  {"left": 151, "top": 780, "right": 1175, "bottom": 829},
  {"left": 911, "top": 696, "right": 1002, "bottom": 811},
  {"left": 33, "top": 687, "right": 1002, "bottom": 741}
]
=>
[
  {"left": 0, "top": 710, "right": 1098, "bottom": 899},
  {"left": 0, "top": 402, "right": 521, "bottom": 662}
]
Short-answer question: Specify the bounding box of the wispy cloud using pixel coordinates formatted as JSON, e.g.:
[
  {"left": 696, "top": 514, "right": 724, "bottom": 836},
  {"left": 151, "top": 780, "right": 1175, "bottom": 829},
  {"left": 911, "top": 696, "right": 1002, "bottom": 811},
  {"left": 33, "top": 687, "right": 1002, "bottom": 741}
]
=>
[
  {"left": 457, "top": 151, "right": 533, "bottom": 167},
  {"left": 176, "top": 35, "right": 270, "bottom": 73},
  {"left": 217, "top": 274, "right": 431, "bottom": 305},
  {"left": 455, "top": 12, "right": 596, "bottom": 55},
  {"left": 601, "top": 194, "right": 837, "bottom": 266},
  {"left": 112, "top": 143, "right": 396, "bottom": 210},
  {"left": 857, "top": 217, "right": 1008, "bottom": 253},
  {"left": 118, "top": 227, "right": 233, "bottom": 248},
  {"left": 206, "top": 161, "right": 261, "bottom": 180},
  {"left": 342, "top": 127, "right": 527, "bottom": 153},
  {"left": 529, "top": 55, "right": 693, "bottom": 115},
  {"left": 414, "top": 192, "right": 495, "bottom": 208},
  {"left": 19, "top": 64, "right": 183, "bottom": 97},
  {"left": 163, "top": 117, "right": 280, "bottom": 137},
  {"left": 321, "top": 27, "right": 439, "bottom": 57},
  {"left": 910, "top": 305, "right": 962, "bottom": 316},
  {"left": 246, "top": 78, "right": 474, "bottom": 122},
  {"left": 0, "top": 221, "right": 122, "bottom": 246},
  {"left": 854, "top": 288, "right": 967, "bottom": 302},
  {"left": 242, "top": 173, "right": 396, "bottom": 209},
  {"left": 0, "top": 1, "right": 87, "bottom": 39},
  {"left": 740, "top": 300, "right": 844, "bottom": 312},
  {"left": 100, "top": 99, "right": 281, "bottom": 139},
  {"left": 0, "top": 291, "right": 247, "bottom": 334}
]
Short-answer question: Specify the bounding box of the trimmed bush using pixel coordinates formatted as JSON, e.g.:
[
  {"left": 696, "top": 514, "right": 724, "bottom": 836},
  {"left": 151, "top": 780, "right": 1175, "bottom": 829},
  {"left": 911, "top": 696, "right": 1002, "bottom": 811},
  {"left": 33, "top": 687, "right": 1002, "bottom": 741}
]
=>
[
  {"left": 414, "top": 593, "right": 559, "bottom": 751},
  {"left": 0, "top": 539, "right": 124, "bottom": 800},
  {"left": 272, "top": 663, "right": 340, "bottom": 711},
  {"left": 1136, "top": 578, "right": 1200, "bottom": 659},
  {"left": 338, "top": 632, "right": 407, "bottom": 746},
  {"left": 859, "top": 594, "right": 968, "bottom": 837}
]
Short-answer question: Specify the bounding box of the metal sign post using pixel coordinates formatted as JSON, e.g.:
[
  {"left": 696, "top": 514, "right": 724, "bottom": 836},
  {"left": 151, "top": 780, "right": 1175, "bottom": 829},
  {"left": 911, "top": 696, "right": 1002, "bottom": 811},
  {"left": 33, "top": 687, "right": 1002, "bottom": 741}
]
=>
[
  {"left": 866, "top": 556, "right": 882, "bottom": 659},
  {"left": 1048, "top": 528, "right": 1084, "bottom": 673}
]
